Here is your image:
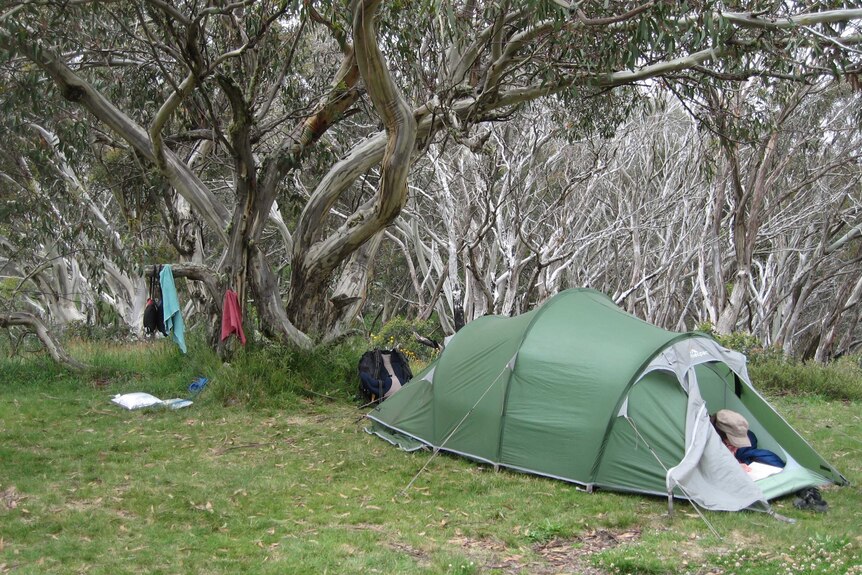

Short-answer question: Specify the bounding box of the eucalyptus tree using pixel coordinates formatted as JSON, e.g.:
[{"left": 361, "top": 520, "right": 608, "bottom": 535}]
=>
[
  {"left": 0, "top": 73, "right": 177, "bottom": 334},
  {"left": 0, "top": 113, "right": 109, "bottom": 327},
  {"left": 584, "top": 83, "right": 862, "bottom": 357},
  {"left": 757, "top": 87, "right": 862, "bottom": 359},
  {"left": 584, "top": 98, "right": 711, "bottom": 328},
  {"left": 395, "top": 98, "right": 713, "bottom": 330},
  {"left": 671, "top": 79, "right": 862, "bottom": 354},
  {"left": 414, "top": 115, "right": 610, "bottom": 322},
  {"left": 1, "top": 1, "right": 861, "bottom": 350},
  {"left": 399, "top": 86, "right": 862, "bottom": 362}
]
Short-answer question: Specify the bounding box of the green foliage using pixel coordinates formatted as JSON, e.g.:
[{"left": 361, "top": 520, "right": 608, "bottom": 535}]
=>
[
  {"left": 64, "top": 320, "right": 134, "bottom": 343},
  {"left": 0, "top": 328, "right": 45, "bottom": 360},
  {"left": 209, "top": 337, "right": 367, "bottom": 407},
  {"left": 595, "top": 551, "right": 671, "bottom": 575},
  {"left": 523, "top": 518, "right": 571, "bottom": 543},
  {"left": 438, "top": 557, "right": 478, "bottom": 575},
  {"left": 749, "top": 355, "right": 862, "bottom": 402},
  {"left": 0, "top": 353, "right": 74, "bottom": 388},
  {"left": 708, "top": 535, "right": 858, "bottom": 575},
  {"left": 694, "top": 321, "right": 764, "bottom": 356},
  {"left": 370, "top": 315, "right": 442, "bottom": 364},
  {"left": 716, "top": 331, "right": 763, "bottom": 357}
]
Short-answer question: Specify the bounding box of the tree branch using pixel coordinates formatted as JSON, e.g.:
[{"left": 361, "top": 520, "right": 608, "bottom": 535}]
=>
[
  {"left": 0, "top": 31, "right": 230, "bottom": 244},
  {"left": 722, "top": 8, "right": 862, "bottom": 30},
  {"left": 0, "top": 312, "right": 89, "bottom": 371}
]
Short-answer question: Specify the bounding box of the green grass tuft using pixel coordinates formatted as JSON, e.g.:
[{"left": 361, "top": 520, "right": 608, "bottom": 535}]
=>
[
  {"left": 749, "top": 355, "right": 862, "bottom": 401},
  {"left": 207, "top": 337, "right": 366, "bottom": 407}
]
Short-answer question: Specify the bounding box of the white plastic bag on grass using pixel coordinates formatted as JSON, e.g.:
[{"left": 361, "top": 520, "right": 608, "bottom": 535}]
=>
[{"left": 111, "top": 392, "right": 164, "bottom": 410}]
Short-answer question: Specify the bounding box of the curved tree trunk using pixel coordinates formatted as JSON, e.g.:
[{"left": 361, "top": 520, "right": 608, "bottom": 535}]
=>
[
  {"left": 0, "top": 312, "right": 88, "bottom": 371},
  {"left": 325, "top": 230, "right": 385, "bottom": 343},
  {"left": 814, "top": 269, "right": 862, "bottom": 362},
  {"left": 286, "top": 0, "right": 417, "bottom": 334}
]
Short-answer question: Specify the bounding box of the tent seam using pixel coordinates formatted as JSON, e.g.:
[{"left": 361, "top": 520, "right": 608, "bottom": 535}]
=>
[{"left": 494, "top": 288, "right": 604, "bottom": 464}]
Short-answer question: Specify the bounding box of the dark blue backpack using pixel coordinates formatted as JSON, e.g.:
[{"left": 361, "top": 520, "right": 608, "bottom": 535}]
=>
[{"left": 358, "top": 348, "right": 413, "bottom": 402}]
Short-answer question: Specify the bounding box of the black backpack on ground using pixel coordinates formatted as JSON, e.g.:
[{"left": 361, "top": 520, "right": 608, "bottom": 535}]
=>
[{"left": 358, "top": 348, "right": 413, "bottom": 403}]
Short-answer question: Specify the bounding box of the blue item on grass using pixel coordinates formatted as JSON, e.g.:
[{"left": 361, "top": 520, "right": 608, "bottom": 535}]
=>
[{"left": 188, "top": 377, "right": 209, "bottom": 396}]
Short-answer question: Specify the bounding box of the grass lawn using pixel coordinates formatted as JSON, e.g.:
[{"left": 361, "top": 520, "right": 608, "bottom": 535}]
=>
[{"left": 1, "top": 341, "right": 860, "bottom": 574}]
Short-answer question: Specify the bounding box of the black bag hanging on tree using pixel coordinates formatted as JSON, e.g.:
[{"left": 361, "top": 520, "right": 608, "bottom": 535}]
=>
[{"left": 143, "top": 264, "right": 167, "bottom": 336}]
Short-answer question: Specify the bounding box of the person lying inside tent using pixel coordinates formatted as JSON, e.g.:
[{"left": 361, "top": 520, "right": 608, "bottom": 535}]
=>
[
  {"left": 712, "top": 410, "right": 830, "bottom": 510},
  {"left": 711, "top": 409, "right": 786, "bottom": 470}
]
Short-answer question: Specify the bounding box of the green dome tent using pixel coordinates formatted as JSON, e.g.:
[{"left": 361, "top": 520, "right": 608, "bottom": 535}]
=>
[{"left": 367, "top": 289, "right": 846, "bottom": 511}]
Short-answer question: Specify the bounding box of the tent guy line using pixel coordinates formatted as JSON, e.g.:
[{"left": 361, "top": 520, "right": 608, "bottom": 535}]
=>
[
  {"left": 399, "top": 359, "right": 513, "bottom": 498},
  {"left": 626, "top": 416, "right": 723, "bottom": 538}
]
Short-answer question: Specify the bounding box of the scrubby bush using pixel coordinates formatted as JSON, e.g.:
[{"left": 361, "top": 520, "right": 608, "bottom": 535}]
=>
[
  {"left": 694, "top": 321, "right": 765, "bottom": 357},
  {"left": 209, "top": 337, "right": 367, "bottom": 407},
  {"left": 370, "top": 316, "right": 442, "bottom": 364},
  {"left": 65, "top": 320, "right": 136, "bottom": 343},
  {"left": 749, "top": 355, "right": 862, "bottom": 401}
]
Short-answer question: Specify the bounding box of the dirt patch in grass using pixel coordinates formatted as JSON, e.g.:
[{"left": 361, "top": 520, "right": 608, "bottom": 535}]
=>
[
  {"left": 533, "top": 529, "right": 641, "bottom": 574},
  {"left": 388, "top": 541, "right": 433, "bottom": 568},
  {"left": 449, "top": 528, "right": 641, "bottom": 574},
  {"left": 0, "top": 485, "right": 24, "bottom": 510},
  {"left": 88, "top": 376, "right": 113, "bottom": 390}
]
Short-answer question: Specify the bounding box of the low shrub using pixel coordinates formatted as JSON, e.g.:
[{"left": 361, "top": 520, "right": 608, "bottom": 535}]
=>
[
  {"left": 370, "top": 315, "right": 442, "bottom": 363},
  {"left": 64, "top": 319, "right": 136, "bottom": 343},
  {"left": 0, "top": 353, "right": 74, "bottom": 389},
  {"left": 749, "top": 355, "right": 862, "bottom": 401},
  {"left": 208, "top": 336, "right": 367, "bottom": 407},
  {"left": 695, "top": 321, "right": 765, "bottom": 357},
  {"left": 694, "top": 322, "right": 862, "bottom": 401}
]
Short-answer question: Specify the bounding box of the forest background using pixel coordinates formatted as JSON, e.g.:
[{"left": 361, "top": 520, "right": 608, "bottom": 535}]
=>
[{"left": 0, "top": 1, "right": 861, "bottom": 365}]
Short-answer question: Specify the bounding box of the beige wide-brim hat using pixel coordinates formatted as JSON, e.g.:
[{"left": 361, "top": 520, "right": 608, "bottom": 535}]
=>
[{"left": 714, "top": 409, "right": 752, "bottom": 448}]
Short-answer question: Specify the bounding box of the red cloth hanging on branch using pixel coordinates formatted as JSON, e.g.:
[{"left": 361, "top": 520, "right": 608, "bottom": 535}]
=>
[{"left": 220, "top": 289, "right": 246, "bottom": 345}]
